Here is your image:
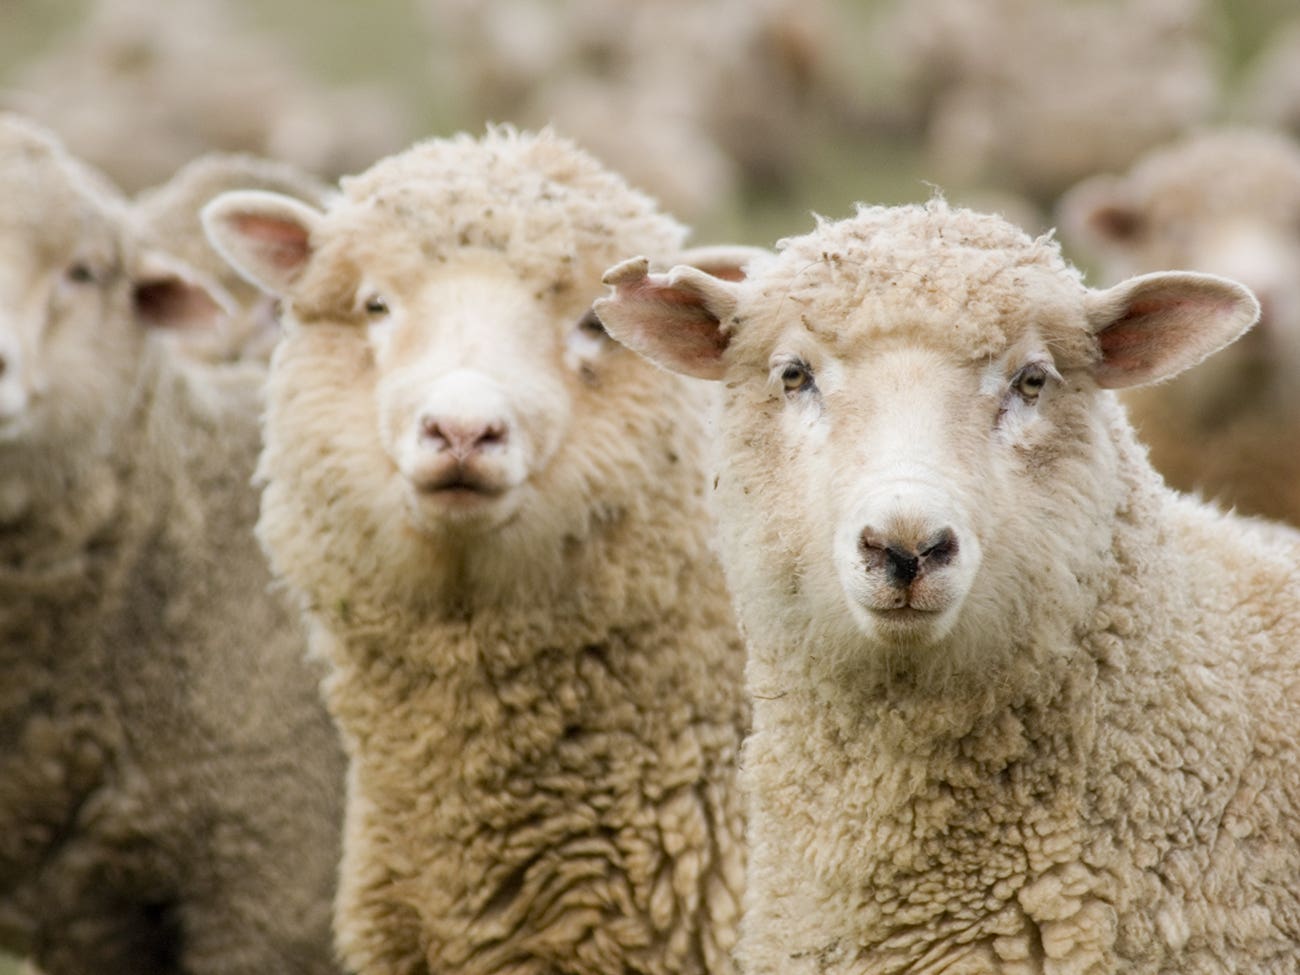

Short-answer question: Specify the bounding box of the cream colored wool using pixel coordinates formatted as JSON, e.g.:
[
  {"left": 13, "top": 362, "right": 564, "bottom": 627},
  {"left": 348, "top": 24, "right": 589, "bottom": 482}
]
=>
[
  {"left": 595, "top": 199, "right": 1300, "bottom": 973},
  {"left": 0, "top": 115, "right": 345, "bottom": 975},
  {"left": 204, "top": 128, "right": 748, "bottom": 975},
  {"left": 1058, "top": 127, "right": 1300, "bottom": 527},
  {"left": 134, "top": 152, "right": 332, "bottom": 363}
]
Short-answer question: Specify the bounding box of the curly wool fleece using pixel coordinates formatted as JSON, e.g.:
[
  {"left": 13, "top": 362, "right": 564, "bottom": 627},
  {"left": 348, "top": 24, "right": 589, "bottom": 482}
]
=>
[{"left": 247, "top": 128, "right": 748, "bottom": 975}]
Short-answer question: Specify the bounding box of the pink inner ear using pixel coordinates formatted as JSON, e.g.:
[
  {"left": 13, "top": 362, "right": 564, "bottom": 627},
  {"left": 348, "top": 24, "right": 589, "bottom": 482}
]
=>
[
  {"left": 675, "top": 313, "right": 728, "bottom": 357},
  {"left": 626, "top": 278, "right": 728, "bottom": 358},
  {"left": 135, "top": 278, "right": 223, "bottom": 330},
  {"left": 1089, "top": 203, "right": 1144, "bottom": 243},
  {"left": 1094, "top": 282, "right": 1250, "bottom": 388},
  {"left": 620, "top": 274, "right": 718, "bottom": 314},
  {"left": 233, "top": 212, "right": 310, "bottom": 271},
  {"left": 1096, "top": 313, "right": 1155, "bottom": 376},
  {"left": 1097, "top": 296, "right": 1194, "bottom": 375}
]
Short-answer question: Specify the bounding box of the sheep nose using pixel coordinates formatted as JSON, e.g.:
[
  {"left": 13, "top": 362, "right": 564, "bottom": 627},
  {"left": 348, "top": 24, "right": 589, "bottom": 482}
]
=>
[
  {"left": 860, "top": 526, "right": 959, "bottom": 587},
  {"left": 418, "top": 414, "right": 508, "bottom": 460}
]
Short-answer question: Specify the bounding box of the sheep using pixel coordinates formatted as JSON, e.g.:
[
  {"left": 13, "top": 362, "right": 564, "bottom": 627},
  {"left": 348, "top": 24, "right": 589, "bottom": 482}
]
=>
[
  {"left": 593, "top": 198, "right": 1300, "bottom": 973},
  {"left": 133, "top": 152, "right": 333, "bottom": 363},
  {"left": 0, "top": 113, "right": 346, "bottom": 975},
  {"left": 201, "top": 126, "right": 752, "bottom": 975},
  {"left": 877, "top": 0, "right": 1219, "bottom": 204},
  {"left": 420, "top": 0, "right": 847, "bottom": 225},
  {"left": 1057, "top": 127, "right": 1300, "bottom": 527},
  {"left": 3, "top": 0, "right": 410, "bottom": 193}
]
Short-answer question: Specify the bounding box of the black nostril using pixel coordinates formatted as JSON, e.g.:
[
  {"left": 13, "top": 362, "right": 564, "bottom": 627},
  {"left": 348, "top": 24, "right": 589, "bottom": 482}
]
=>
[
  {"left": 918, "top": 528, "right": 958, "bottom": 567},
  {"left": 885, "top": 547, "right": 920, "bottom": 586},
  {"left": 861, "top": 526, "right": 959, "bottom": 588},
  {"left": 0, "top": 353, "right": 6, "bottom": 378}
]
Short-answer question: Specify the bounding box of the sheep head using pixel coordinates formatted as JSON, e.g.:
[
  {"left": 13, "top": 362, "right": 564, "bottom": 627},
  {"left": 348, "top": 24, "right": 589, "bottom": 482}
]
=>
[
  {"left": 0, "top": 115, "right": 229, "bottom": 457},
  {"left": 203, "top": 128, "right": 762, "bottom": 606},
  {"left": 597, "top": 201, "right": 1257, "bottom": 683}
]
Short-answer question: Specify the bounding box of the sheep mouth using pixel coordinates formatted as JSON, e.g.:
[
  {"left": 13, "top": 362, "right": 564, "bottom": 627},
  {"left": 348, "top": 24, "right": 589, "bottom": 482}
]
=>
[
  {"left": 402, "top": 468, "right": 522, "bottom": 534},
  {"left": 871, "top": 605, "right": 942, "bottom": 623},
  {"left": 406, "top": 469, "right": 510, "bottom": 503}
]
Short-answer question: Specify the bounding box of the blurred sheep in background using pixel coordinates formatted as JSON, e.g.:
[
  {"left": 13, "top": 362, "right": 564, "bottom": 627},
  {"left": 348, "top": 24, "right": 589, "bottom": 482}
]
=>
[
  {"left": 2, "top": 0, "right": 412, "bottom": 193},
  {"left": 1058, "top": 127, "right": 1300, "bottom": 526},
  {"left": 1, "top": 1, "right": 1300, "bottom": 973},
  {"left": 0, "top": 113, "right": 345, "bottom": 975},
  {"left": 132, "top": 151, "right": 333, "bottom": 362},
  {"left": 878, "top": 0, "right": 1221, "bottom": 206},
  {"left": 421, "top": 0, "right": 860, "bottom": 225}
]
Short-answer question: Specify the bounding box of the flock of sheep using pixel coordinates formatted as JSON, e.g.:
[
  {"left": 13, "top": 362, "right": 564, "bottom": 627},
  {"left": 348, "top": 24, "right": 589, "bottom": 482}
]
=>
[{"left": 4, "top": 0, "right": 1300, "bottom": 974}]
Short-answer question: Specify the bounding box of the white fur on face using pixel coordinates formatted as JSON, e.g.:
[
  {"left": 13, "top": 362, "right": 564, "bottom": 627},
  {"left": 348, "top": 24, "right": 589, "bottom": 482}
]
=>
[
  {"left": 815, "top": 346, "right": 985, "bottom": 648},
  {"left": 0, "top": 229, "right": 132, "bottom": 448},
  {"left": 723, "top": 329, "right": 1077, "bottom": 664},
  {"left": 367, "top": 257, "right": 597, "bottom": 536}
]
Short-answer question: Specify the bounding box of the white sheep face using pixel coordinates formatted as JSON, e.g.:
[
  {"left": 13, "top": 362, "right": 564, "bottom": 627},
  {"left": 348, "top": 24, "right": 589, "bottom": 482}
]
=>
[
  {"left": 0, "top": 117, "right": 230, "bottom": 473},
  {"left": 200, "top": 151, "right": 748, "bottom": 605},
  {"left": 596, "top": 203, "right": 1259, "bottom": 680},
  {"left": 0, "top": 129, "right": 135, "bottom": 453},
  {"left": 355, "top": 251, "right": 606, "bottom": 535},
  {"left": 716, "top": 311, "right": 1071, "bottom": 655},
  {"left": 0, "top": 227, "right": 125, "bottom": 445}
]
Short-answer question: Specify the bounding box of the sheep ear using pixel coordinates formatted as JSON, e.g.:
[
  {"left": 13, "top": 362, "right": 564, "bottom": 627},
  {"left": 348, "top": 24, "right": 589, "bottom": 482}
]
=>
[
  {"left": 1056, "top": 174, "right": 1144, "bottom": 254},
  {"left": 673, "top": 244, "right": 770, "bottom": 282},
  {"left": 132, "top": 251, "right": 235, "bottom": 332},
  {"left": 201, "top": 190, "right": 323, "bottom": 296},
  {"left": 1085, "top": 271, "right": 1260, "bottom": 389},
  {"left": 594, "top": 255, "right": 744, "bottom": 380}
]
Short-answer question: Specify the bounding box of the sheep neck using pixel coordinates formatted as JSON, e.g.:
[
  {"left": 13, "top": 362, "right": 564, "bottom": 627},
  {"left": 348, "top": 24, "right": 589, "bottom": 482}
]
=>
[{"left": 740, "top": 417, "right": 1204, "bottom": 969}]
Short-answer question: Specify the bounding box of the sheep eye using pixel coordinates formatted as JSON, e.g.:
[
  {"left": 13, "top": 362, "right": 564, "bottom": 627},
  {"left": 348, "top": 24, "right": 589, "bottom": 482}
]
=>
[
  {"left": 66, "top": 262, "right": 96, "bottom": 284},
  {"left": 363, "top": 294, "right": 390, "bottom": 317},
  {"left": 780, "top": 360, "right": 815, "bottom": 394},
  {"left": 1012, "top": 362, "right": 1050, "bottom": 402},
  {"left": 577, "top": 307, "right": 607, "bottom": 336}
]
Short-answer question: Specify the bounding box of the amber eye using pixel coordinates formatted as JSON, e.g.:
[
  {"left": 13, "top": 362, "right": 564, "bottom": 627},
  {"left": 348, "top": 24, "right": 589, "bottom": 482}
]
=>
[
  {"left": 780, "top": 360, "right": 815, "bottom": 394},
  {"left": 1013, "top": 362, "right": 1050, "bottom": 401},
  {"left": 363, "top": 294, "right": 389, "bottom": 317},
  {"left": 66, "top": 262, "right": 96, "bottom": 284}
]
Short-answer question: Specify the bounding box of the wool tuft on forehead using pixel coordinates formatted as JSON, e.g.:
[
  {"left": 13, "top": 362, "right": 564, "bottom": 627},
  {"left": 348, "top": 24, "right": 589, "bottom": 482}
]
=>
[
  {"left": 328, "top": 126, "right": 688, "bottom": 288},
  {"left": 751, "top": 199, "right": 1088, "bottom": 357}
]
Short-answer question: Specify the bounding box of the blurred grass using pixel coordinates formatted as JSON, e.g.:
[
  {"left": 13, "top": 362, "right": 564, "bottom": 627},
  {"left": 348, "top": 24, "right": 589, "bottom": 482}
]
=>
[
  {"left": 4, "top": 0, "right": 1290, "bottom": 248},
  {"left": 0, "top": 0, "right": 932, "bottom": 246}
]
